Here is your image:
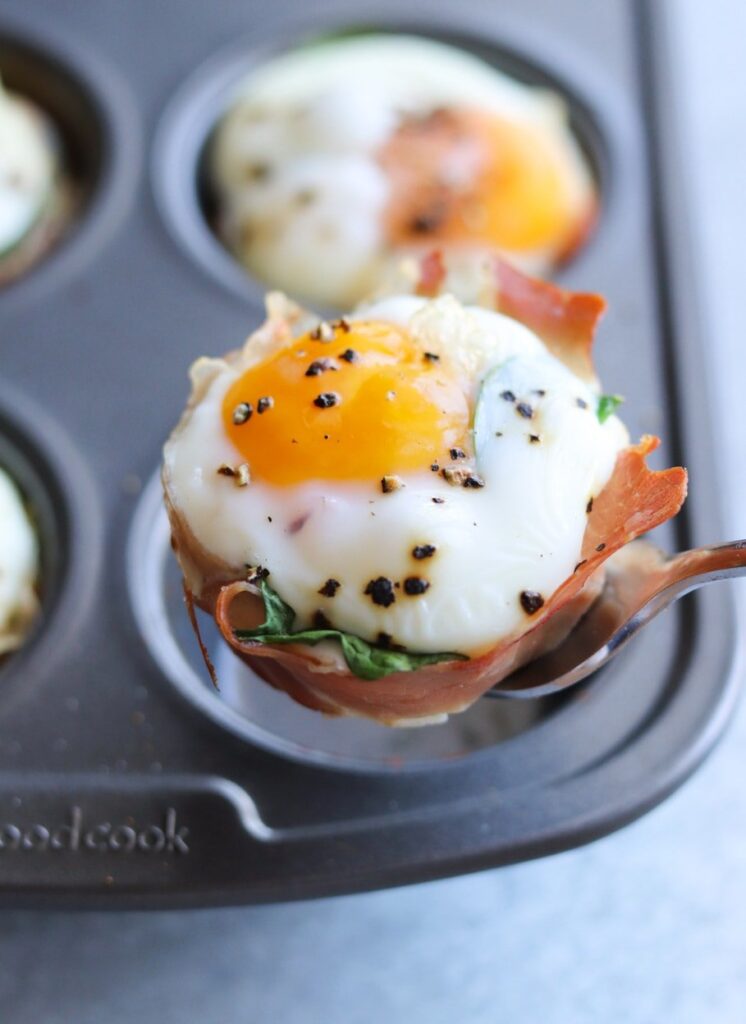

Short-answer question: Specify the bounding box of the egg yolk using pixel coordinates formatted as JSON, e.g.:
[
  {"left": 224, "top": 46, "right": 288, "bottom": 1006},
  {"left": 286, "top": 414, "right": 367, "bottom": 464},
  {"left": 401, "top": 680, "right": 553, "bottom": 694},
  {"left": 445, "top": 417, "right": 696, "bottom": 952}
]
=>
[
  {"left": 222, "top": 321, "right": 470, "bottom": 485},
  {"left": 379, "top": 107, "right": 583, "bottom": 254}
]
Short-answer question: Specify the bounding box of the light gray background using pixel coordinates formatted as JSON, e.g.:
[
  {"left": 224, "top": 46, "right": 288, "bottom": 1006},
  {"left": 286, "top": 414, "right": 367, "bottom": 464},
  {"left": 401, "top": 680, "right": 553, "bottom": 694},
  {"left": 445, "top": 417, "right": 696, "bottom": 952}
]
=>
[{"left": 2, "top": 1, "right": 745, "bottom": 1021}]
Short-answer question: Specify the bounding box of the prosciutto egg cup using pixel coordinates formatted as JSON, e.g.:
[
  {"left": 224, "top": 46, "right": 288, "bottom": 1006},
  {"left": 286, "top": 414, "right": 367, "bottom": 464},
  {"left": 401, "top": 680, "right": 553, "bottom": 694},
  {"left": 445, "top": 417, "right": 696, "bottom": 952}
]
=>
[
  {"left": 211, "top": 34, "right": 597, "bottom": 308},
  {"left": 0, "top": 78, "right": 70, "bottom": 287},
  {"left": 0, "top": 466, "right": 39, "bottom": 658},
  {"left": 162, "top": 255, "right": 686, "bottom": 726}
]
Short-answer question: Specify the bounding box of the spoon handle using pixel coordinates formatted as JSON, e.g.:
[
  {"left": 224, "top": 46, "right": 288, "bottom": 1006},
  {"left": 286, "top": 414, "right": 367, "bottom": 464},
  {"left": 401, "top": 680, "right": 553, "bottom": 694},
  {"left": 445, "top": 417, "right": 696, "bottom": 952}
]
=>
[
  {"left": 664, "top": 539, "right": 746, "bottom": 587},
  {"left": 488, "top": 539, "right": 746, "bottom": 700},
  {"left": 637, "top": 539, "right": 746, "bottom": 618}
]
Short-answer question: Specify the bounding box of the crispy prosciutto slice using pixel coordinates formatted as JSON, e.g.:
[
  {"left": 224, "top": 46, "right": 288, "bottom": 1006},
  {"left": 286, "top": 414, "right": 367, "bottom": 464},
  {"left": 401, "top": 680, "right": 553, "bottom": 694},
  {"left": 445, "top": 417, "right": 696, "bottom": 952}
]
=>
[
  {"left": 416, "top": 250, "right": 604, "bottom": 382},
  {"left": 492, "top": 257, "right": 604, "bottom": 383},
  {"left": 415, "top": 249, "right": 448, "bottom": 298}
]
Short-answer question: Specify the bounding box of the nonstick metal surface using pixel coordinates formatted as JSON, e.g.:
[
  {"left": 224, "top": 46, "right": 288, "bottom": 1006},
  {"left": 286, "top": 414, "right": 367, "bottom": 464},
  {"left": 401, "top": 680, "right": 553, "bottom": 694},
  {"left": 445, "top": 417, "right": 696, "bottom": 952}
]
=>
[{"left": 0, "top": 0, "right": 739, "bottom": 907}]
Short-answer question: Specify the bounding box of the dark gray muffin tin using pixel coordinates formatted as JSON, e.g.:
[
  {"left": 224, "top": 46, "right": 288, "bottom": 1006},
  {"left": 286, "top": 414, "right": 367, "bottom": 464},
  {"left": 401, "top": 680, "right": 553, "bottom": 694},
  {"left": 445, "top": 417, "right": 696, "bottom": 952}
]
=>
[{"left": 0, "top": 0, "right": 740, "bottom": 908}]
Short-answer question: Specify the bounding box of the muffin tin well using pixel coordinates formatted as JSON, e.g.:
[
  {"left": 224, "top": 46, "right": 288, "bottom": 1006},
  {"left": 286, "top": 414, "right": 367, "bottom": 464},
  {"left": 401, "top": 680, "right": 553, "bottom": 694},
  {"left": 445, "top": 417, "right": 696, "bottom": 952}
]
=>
[
  {"left": 0, "top": 23, "right": 140, "bottom": 306},
  {"left": 0, "top": 381, "right": 101, "bottom": 710},
  {"left": 128, "top": 471, "right": 561, "bottom": 772},
  {"left": 0, "top": 0, "right": 739, "bottom": 908}
]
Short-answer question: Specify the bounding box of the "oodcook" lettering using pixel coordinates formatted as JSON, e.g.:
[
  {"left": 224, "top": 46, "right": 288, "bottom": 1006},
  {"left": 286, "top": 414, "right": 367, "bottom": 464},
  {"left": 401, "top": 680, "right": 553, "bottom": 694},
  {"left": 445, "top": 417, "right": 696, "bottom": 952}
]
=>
[{"left": 0, "top": 807, "right": 189, "bottom": 855}]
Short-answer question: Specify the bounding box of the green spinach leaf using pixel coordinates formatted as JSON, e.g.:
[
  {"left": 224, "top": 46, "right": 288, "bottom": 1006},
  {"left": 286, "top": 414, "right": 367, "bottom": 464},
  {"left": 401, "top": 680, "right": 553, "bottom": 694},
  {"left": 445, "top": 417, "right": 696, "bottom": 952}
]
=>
[
  {"left": 597, "top": 394, "right": 624, "bottom": 424},
  {"left": 234, "top": 580, "right": 466, "bottom": 681}
]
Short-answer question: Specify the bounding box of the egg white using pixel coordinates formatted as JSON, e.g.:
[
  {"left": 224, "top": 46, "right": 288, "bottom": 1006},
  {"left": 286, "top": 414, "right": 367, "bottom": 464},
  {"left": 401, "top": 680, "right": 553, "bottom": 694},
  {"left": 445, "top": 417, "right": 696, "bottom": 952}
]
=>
[
  {"left": 0, "top": 82, "right": 57, "bottom": 258},
  {"left": 0, "top": 467, "right": 39, "bottom": 655},
  {"left": 211, "top": 35, "right": 594, "bottom": 307},
  {"left": 164, "top": 295, "right": 627, "bottom": 656}
]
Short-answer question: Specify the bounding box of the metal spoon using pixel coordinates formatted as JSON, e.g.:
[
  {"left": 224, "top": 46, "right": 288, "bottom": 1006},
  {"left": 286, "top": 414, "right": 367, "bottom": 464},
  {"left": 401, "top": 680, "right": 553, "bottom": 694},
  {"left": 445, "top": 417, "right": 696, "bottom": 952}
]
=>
[{"left": 488, "top": 538, "right": 746, "bottom": 699}]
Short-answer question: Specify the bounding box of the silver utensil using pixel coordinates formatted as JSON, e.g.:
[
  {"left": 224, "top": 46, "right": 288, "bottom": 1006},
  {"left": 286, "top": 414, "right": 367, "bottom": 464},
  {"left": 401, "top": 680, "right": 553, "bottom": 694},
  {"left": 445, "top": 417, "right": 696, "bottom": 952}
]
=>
[{"left": 489, "top": 539, "right": 746, "bottom": 699}]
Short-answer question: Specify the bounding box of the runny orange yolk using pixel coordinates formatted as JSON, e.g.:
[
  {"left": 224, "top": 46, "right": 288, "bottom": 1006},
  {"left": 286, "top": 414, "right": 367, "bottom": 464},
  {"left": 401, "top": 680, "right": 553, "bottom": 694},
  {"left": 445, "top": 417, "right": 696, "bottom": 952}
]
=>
[
  {"left": 222, "top": 321, "right": 471, "bottom": 485},
  {"left": 379, "top": 107, "right": 586, "bottom": 255}
]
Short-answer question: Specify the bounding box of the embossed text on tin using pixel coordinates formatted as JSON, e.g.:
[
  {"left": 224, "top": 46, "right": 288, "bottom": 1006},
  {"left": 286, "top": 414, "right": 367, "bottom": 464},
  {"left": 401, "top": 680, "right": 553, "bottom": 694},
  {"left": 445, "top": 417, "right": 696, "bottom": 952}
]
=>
[{"left": 0, "top": 807, "right": 190, "bottom": 854}]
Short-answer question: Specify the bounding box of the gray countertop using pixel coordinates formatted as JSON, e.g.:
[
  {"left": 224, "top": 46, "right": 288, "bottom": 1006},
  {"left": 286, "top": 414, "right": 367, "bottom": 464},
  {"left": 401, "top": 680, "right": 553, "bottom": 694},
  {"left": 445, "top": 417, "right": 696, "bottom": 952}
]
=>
[{"left": 2, "top": 1, "right": 745, "bottom": 1021}]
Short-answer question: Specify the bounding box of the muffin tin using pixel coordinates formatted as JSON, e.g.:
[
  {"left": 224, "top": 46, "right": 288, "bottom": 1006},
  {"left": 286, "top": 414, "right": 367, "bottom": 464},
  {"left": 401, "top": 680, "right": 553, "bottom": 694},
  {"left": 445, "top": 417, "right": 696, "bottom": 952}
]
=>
[{"left": 0, "top": 0, "right": 740, "bottom": 908}]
